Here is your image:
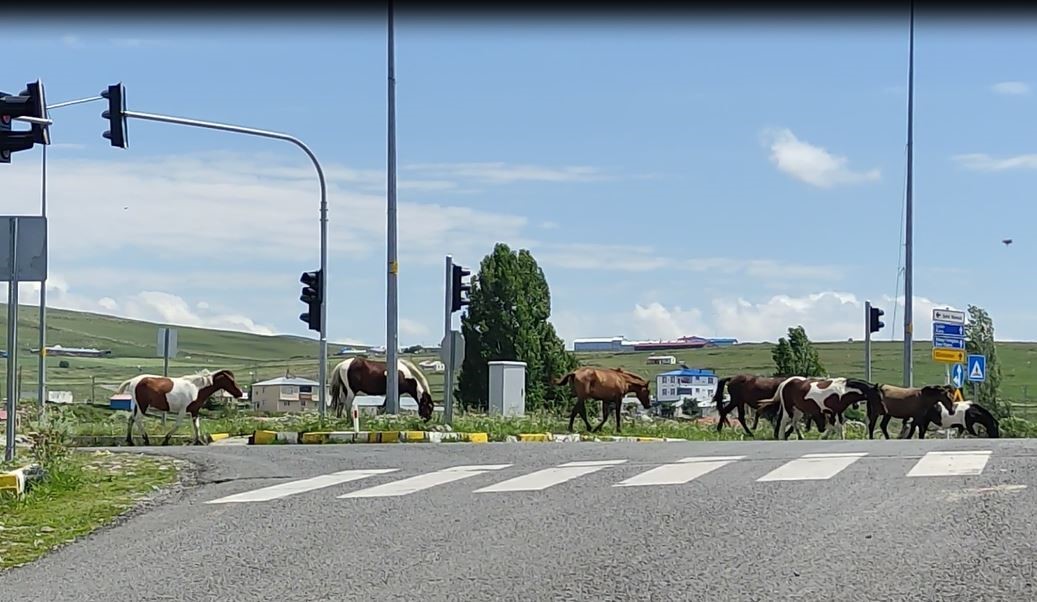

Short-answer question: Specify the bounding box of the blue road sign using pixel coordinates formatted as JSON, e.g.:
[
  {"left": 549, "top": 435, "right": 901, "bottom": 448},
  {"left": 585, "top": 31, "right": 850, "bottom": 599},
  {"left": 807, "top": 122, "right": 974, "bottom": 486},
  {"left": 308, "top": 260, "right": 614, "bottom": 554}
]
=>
[
  {"left": 951, "top": 363, "right": 964, "bottom": 388},
  {"left": 933, "top": 336, "right": 966, "bottom": 350},
  {"left": 967, "top": 354, "right": 986, "bottom": 383},
  {"left": 933, "top": 323, "right": 965, "bottom": 338}
]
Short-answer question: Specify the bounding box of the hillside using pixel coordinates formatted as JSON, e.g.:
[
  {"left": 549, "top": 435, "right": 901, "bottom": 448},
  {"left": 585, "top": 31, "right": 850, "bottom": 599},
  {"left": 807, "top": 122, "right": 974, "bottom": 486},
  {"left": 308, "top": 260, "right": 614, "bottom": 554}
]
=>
[{"left": 3, "top": 304, "right": 1037, "bottom": 416}]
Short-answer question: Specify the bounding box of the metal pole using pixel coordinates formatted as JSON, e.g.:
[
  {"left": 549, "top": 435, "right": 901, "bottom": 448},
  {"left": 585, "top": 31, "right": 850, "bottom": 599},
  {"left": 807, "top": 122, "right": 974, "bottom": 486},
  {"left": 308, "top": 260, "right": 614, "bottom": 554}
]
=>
[
  {"left": 162, "top": 328, "right": 170, "bottom": 377},
  {"left": 903, "top": 0, "right": 915, "bottom": 388},
  {"left": 121, "top": 109, "right": 329, "bottom": 419},
  {"left": 6, "top": 218, "right": 20, "bottom": 462},
  {"left": 37, "top": 144, "right": 47, "bottom": 416},
  {"left": 864, "top": 300, "right": 872, "bottom": 382},
  {"left": 385, "top": 0, "right": 400, "bottom": 415},
  {"left": 443, "top": 255, "right": 454, "bottom": 425}
]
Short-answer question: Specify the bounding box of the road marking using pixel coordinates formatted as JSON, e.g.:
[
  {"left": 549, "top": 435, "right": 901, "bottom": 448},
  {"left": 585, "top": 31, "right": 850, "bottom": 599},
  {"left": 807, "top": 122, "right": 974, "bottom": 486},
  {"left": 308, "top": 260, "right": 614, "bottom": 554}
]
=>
[
  {"left": 614, "top": 456, "right": 744, "bottom": 488},
  {"left": 907, "top": 450, "right": 992, "bottom": 477},
  {"left": 474, "top": 459, "right": 627, "bottom": 493},
  {"left": 205, "top": 469, "right": 398, "bottom": 504},
  {"left": 338, "top": 464, "right": 511, "bottom": 498},
  {"left": 756, "top": 452, "right": 868, "bottom": 482}
]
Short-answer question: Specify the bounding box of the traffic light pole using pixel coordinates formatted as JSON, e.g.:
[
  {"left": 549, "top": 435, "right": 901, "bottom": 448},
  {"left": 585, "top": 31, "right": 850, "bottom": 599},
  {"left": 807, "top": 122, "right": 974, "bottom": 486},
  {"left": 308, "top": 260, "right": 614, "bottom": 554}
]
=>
[
  {"left": 443, "top": 255, "right": 455, "bottom": 425},
  {"left": 864, "top": 300, "right": 872, "bottom": 382},
  {"left": 120, "top": 109, "right": 330, "bottom": 417},
  {"left": 385, "top": 0, "right": 400, "bottom": 415}
]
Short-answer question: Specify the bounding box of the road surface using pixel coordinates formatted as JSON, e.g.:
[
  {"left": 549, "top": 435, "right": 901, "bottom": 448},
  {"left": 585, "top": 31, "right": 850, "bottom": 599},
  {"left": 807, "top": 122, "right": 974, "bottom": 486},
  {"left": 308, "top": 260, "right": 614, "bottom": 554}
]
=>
[{"left": 2, "top": 438, "right": 1036, "bottom": 601}]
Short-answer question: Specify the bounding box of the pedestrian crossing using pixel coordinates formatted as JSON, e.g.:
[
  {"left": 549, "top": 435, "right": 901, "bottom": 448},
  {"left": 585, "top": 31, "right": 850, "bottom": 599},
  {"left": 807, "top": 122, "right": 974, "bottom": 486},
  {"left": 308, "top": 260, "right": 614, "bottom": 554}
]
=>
[{"left": 204, "top": 449, "right": 999, "bottom": 505}]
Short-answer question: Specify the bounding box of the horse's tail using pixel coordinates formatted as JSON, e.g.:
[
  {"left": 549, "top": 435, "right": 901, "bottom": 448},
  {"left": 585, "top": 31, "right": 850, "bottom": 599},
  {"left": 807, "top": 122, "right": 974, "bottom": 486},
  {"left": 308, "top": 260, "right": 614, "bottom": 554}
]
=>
[
  {"left": 329, "top": 361, "right": 347, "bottom": 411},
  {"left": 757, "top": 378, "right": 792, "bottom": 424},
  {"left": 967, "top": 403, "right": 1000, "bottom": 438},
  {"left": 114, "top": 378, "right": 133, "bottom": 395},
  {"left": 712, "top": 377, "right": 731, "bottom": 407},
  {"left": 556, "top": 371, "right": 576, "bottom": 388}
]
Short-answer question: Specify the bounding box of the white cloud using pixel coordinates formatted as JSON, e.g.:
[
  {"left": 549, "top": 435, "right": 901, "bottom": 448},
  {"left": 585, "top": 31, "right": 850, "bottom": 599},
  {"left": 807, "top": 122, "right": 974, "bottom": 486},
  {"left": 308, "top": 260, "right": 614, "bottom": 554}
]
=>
[
  {"left": 400, "top": 318, "right": 431, "bottom": 339},
  {"left": 952, "top": 153, "right": 1037, "bottom": 172},
  {"left": 540, "top": 221, "right": 560, "bottom": 230},
  {"left": 632, "top": 302, "right": 709, "bottom": 340},
  {"left": 992, "top": 81, "right": 1031, "bottom": 96},
  {"left": 761, "top": 127, "right": 881, "bottom": 188}
]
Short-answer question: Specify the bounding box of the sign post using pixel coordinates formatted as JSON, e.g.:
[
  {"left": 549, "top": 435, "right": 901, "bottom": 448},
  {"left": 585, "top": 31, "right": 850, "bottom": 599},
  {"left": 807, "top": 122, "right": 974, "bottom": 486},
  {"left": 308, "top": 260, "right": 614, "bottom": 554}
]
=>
[
  {"left": 864, "top": 300, "right": 872, "bottom": 382},
  {"left": 156, "top": 327, "right": 177, "bottom": 425},
  {"left": 931, "top": 309, "right": 966, "bottom": 388},
  {"left": 2, "top": 215, "right": 48, "bottom": 462},
  {"left": 967, "top": 354, "right": 986, "bottom": 401}
]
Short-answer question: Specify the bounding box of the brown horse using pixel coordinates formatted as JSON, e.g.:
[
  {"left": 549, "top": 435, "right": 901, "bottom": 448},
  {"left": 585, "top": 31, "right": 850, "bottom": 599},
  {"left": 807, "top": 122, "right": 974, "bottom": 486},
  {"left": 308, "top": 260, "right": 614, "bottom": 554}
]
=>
[
  {"left": 867, "top": 383, "right": 956, "bottom": 439},
  {"left": 557, "top": 367, "right": 652, "bottom": 434},
  {"left": 762, "top": 376, "right": 880, "bottom": 440},
  {"left": 714, "top": 374, "right": 820, "bottom": 437},
  {"left": 116, "top": 369, "right": 244, "bottom": 446},
  {"left": 329, "top": 356, "right": 434, "bottom": 421}
]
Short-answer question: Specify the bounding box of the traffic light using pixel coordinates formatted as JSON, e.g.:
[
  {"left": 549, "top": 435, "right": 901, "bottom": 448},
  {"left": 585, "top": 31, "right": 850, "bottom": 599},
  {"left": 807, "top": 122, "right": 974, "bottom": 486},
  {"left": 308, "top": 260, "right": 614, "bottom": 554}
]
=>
[
  {"left": 101, "top": 83, "right": 128, "bottom": 149},
  {"left": 299, "top": 270, "right": 323, "bottom": 332},
  {"left": 451, "top": 264, "right": 471, "bottom": 313},
  {"left": 869, "top": 306, "right": 885, "bottom": 333},
  {"left": 0, "top": 79, "right": 50, "bottom": 162}
]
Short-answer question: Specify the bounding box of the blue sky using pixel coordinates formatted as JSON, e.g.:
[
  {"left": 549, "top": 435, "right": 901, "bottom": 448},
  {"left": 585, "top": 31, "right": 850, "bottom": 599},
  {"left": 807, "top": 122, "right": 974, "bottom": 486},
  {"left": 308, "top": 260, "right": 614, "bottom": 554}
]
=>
[{"left": 4, "top": 17, "right": 1037, "bottom": 346}]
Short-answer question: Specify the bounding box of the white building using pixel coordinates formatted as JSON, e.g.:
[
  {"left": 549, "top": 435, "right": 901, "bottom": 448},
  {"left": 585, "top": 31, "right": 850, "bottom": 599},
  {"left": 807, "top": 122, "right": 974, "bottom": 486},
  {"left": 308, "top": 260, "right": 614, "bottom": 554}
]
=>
[
  {"left": 655, "top": 368, "right": 719, "bottom": 405},
  {"left": 252, "top": 377, "right": 325, "bottom": 413}
]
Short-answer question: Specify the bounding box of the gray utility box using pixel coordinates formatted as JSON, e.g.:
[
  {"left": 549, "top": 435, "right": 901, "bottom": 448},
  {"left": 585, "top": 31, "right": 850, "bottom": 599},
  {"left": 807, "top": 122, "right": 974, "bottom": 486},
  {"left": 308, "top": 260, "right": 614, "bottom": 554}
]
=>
[{"left": 488, "top": 360, "right": 527, "bottom": 417}]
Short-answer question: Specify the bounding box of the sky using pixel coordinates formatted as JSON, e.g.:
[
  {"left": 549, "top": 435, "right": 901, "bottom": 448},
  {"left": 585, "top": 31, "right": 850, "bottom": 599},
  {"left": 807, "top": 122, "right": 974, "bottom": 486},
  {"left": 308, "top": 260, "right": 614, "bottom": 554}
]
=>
[{"left": 3, "top": 14, "right": 1037, "bottom": 348}]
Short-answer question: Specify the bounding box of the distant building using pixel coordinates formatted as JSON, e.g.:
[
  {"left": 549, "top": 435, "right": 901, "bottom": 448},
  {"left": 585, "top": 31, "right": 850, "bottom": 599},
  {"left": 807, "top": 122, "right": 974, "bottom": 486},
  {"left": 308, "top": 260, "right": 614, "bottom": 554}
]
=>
[
  {"left": 419, "top": 359, "right": 445, "bottom": 373},
  {"left": 29, "top": 345, "right": 112, "bottom": 358},
  {"left": 655, "top": 367, "right": 719, "bottom": 405},
  {"left": 252, "top": 376, "right": 325, "bottom": 413},
  {"left": 572, "top": 335, "right": 739, "bottom": 353},
  {"left": 647, "top": 355, "right": 677, "bottom": 365}
]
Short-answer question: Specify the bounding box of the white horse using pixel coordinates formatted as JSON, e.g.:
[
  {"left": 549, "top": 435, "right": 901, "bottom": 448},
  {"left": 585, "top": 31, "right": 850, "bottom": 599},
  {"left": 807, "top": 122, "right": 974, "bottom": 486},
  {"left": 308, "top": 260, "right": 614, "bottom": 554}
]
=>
[
  {"left": 328, "top": 356, "right": 434, "bottom": 421},
  {"left": 115, "top": 368, "right": 243, "bottom": 446}
]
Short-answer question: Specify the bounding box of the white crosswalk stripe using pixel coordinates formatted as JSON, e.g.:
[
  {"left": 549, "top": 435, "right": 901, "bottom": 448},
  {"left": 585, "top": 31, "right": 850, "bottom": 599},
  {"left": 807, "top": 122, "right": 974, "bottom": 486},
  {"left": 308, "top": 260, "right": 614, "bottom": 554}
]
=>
[
  {"left": 474, "top": 459, "right": 627, "bottom": 493},
  {"left": 907, "top": 450, "right": 992, "bottom": 477},
  {"left": 614, "top": 455, "right": 744, "bottom": 488},
  {"left": 206, "top": 468, "right": 398, "bottom": 504},
  {"left": 756, "top": 452, "right": 868, "bottom": 482},
  {"left": 339, "top": 464, "right": 511, "bottom": 498}
]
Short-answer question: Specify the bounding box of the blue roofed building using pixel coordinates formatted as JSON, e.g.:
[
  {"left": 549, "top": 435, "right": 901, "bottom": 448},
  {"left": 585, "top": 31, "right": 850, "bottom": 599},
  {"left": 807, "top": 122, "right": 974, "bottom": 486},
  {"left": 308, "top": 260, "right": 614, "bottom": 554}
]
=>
[{"left": 655, "top": 367, "right": 719, "bottom": 406}]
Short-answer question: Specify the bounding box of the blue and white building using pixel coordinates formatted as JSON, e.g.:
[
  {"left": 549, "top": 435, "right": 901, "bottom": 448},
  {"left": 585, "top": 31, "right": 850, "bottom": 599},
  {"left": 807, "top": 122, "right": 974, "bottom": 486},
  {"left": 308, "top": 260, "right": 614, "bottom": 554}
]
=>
[{"left": 655, "top": 367, "right": 718, "bottom": 405}]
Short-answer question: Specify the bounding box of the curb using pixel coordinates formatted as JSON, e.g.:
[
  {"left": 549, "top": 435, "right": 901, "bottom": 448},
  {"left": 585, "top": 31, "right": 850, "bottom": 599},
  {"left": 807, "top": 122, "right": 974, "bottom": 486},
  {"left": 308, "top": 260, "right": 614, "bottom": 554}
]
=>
[
  {"left": 68, "top": 433, "right": 229, "bottom": 447},
  {"left": 209, "top": 433, "right": 232, "bottom": 442},
  {"left": 514, "top": 433, "right": 687, "bottom": 443},
  {"left": 250, "top": 430, "right": 489, "bottom": 445},
  {"left": 0, "top": 463, "right": 45, "bottom": 496}
]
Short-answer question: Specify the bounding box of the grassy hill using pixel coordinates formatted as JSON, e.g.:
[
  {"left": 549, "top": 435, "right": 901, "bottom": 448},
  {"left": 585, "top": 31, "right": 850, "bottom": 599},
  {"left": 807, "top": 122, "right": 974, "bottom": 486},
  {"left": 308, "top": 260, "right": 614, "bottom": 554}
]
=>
[{"left": 3, "top": 303, "right": 1037, "bottom": 417}]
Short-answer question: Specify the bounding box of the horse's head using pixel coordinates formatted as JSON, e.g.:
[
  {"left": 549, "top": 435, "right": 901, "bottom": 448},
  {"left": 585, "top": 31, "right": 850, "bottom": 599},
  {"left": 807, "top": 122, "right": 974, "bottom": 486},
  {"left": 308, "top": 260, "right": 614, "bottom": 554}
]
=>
[
  {"left": 212, "top": 369, "right": 244, "bottom": 399},
  {"left": 632, "top": 382, "right": 652, "bottom": 410},
  {"left": 921, "top": 384, "right": 956, "bottom": 415},
  {"left": 417, "top": 389, "right": 434, "bottom": 422}
]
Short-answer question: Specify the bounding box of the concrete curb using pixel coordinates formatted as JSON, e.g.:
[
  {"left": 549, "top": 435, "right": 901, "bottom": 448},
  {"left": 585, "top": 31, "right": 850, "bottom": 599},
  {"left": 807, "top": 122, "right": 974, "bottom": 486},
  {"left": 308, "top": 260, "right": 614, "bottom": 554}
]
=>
[
  {"left": 0, "top": 463, "right": 45, "bottom": 496},
  {"left": 249, "top": 430, "right": 489, "bottom": 445},
  {"left": 68, "top": 433, "right": 227, "bottom": 447},
  {"left": 513, "top": 432, "right": 687, "bottom": 443}
]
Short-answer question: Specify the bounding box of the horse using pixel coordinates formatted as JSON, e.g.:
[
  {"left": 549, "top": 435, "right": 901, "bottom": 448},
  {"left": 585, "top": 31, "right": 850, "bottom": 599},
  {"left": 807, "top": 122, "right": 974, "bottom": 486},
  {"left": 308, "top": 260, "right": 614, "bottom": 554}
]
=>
[
  {"left": 556, "top": 367, "right": 652, "bottom": 434},
  {"left": 909, "top": 399, "right": 1000, "bottom": 439},
  {"left": 866, "top": 383, "right": 957, "bottom": 439},
  {"left": 328, "top": 356, "right": 434, "bottom": 421},
  {"left": 116, "top": 369, "right": 243, "bottom": 446},
  {"left": 713, "top": 374, "right": 804, "bottom": 437},
  {"left": 760, "top": 376, "right": 880, "bottom": 441}
]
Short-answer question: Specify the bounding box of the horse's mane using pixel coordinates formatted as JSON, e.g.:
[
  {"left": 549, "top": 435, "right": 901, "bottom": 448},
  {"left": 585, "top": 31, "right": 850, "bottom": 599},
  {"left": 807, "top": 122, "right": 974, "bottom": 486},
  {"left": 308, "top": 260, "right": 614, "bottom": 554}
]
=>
[
  {"left": 179, "top": 368, "right": 215, "bottom": 387},
  {"left": 398, "top": 358, "right": 431, "bottom": 396}
]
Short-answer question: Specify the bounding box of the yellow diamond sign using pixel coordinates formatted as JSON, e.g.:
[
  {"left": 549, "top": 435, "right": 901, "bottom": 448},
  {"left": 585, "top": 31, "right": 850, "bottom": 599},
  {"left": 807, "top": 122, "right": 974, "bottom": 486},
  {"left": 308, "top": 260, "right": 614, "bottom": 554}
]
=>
[{"left": 932, "top": 348, "right": 964, "bottom": 364}]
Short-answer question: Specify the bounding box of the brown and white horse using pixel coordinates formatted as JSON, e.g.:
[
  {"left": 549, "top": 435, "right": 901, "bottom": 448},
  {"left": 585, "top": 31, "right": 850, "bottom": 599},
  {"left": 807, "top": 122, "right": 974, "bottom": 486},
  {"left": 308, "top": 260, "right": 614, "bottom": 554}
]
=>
[
  {"left": 556, "top": 367, "right": 652, "bottom": 434},
  {"left": 116, "top": 369, "right": 244, "bottom": 446},
  {"left": 328, "top": 356, "right": 434, "bottom": 421},
  {"left": 761, "top": 376, "right": 880, "bottom": 440}
]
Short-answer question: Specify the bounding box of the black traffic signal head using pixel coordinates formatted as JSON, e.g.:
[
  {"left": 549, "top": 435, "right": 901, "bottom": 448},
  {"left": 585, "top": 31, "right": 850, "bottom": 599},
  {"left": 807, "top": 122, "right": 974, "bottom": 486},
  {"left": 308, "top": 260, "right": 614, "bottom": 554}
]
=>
[
  {"left": 101, "top": 83, "right": 128, "bottom": 149},
  {"left": 869, "top": 306, "right": 885, "bottom": 333},
  {"left": 1, "top": 114, "right": 10, "bottom": 164},
  {"left": 299, "top": 270, "right": 323, "bottom": 332},
  {"left": 0, "top": 80, "right": 50, "bottom": 150},
  {"left": 451, "top": 264, "right": 471, "bottom": 313}
]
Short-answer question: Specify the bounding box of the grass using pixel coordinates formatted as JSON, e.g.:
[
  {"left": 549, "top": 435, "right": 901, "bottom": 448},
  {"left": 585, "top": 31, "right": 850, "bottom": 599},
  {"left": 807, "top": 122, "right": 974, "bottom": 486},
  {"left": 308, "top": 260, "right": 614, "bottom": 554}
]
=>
[{"left": 0, "top": 450, "right": 181, "bottom": 570}]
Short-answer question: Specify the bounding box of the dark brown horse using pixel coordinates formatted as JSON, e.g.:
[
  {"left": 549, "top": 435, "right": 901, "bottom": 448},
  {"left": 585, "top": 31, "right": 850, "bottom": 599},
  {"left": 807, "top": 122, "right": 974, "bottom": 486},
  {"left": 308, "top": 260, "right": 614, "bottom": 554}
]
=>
[
  {"left": 867, "top": 383, "right": 956, "bottom": 439},
  {"left": 714, "top": 374, "right": 806, "bottom": 437},
  {"left": 557, "top": 367, "right": 651, "bottom": 434},
  {"left": 329, "top": 356, "right": 434, "bottom": 421},
  {"left": 116, "top": 369, "right": 244, "bottom": 446}
]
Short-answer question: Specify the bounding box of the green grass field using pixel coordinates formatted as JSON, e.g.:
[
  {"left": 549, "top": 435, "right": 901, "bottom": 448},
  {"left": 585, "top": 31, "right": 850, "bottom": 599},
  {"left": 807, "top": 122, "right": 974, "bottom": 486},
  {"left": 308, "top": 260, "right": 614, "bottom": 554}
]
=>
[{"left": 3, "top": 303, "right": 1037, "bottom": 418}]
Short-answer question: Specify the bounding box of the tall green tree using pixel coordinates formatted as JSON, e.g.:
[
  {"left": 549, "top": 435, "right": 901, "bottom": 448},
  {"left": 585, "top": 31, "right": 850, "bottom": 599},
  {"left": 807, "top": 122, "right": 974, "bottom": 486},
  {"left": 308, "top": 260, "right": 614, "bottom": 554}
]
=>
[
  {"left": 771, "top": 325, "right": 827, "bottom": 377},
  {"left": 965, "top": 304, "right": 1008, "bottom": 417},
  {"left": 457, "top": 243, "right": 578, "bottom": 412}
]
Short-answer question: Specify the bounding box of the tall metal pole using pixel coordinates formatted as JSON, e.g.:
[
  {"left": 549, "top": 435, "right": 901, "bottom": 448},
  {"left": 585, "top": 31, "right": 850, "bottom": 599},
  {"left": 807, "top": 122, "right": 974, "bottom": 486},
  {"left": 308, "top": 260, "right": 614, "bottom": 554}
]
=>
[
  {"left": 162, "top": 328, "right": 170, "bottom": 377},
  {"left": 443, "top": 255, "right": 454, "bottom": 425},
  {"left": 121, "top": 109, "right": 329, "bottom": 418},
  {"left": 385, "top": 0, "right": 401, "bottom": 414},
  {"left": 37, "top": 144, "right": 47, "bottom": 415},
  {"left": 865, "top": 300, "right": 872, "bottom": 382},
  {"left": 903, "top": 0, "right": 915, "bottom": 388},
  {"left": 6, "top": 219, "right": 20, "bottom": 462}
]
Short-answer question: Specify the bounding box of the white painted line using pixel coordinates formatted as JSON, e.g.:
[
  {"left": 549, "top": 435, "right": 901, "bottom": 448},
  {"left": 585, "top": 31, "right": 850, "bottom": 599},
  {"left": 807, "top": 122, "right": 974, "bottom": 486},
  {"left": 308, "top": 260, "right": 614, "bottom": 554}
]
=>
[
  {"left": 757, "top": 452, "right": 868, "bottom": 482},
  {"left": 338, "top": 464, "right": 511, "bottom": 498},
  {"left": 206, "top": 469, "right": 398, "bottom": 504},
  {"left": 615, "top": 456, "right": 744, "bottom": 488},
  {"left": 475, "top": 460, "right": 627, "bottom": 493},
  {"left": 907, "top": 450, "right": 992, "bottom": 477}
]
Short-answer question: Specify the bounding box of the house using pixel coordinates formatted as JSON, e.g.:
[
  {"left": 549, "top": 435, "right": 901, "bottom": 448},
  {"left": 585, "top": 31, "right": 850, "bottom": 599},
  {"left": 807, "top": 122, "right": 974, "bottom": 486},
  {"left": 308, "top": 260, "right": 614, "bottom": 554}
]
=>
[
  {"left": 29, "top": 345, "right": 113, "bottom": 358},
  {"left": 251, "top": 376, "right": 325, "bottom": 413},
  {"left": 647, "top": 355, "right": 677, "bottom": 365},
  {"left": 109, "top": 393, "right": 133, "bottom": 411},
  {"left": 418, "top": 359, "right": 445, "bottom": 373},
  {"left": 655, "top": 367, "right": 719, "bottom": 406}
]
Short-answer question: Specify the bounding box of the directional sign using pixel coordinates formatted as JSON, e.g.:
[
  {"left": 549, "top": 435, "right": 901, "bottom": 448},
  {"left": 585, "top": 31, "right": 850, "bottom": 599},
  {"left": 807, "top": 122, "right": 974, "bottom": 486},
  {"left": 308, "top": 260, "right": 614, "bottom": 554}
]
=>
[
  {"left": 967, "top": 354, "right": 986, "bottom": 383},
  {"left": 932, "top": 336, "right": 965, "bottom": 350},
  {"left": 951, "top": 363, "right": 964, "bottom": 388},
  {"left": 932, "top": 348, "right": 965, "bottom": 364},
  {"left": 933, "top": 322, "right": 965, "bottom": 338},
  {"left": 932, "top": 308, "right": 966, "bottom": 325}
]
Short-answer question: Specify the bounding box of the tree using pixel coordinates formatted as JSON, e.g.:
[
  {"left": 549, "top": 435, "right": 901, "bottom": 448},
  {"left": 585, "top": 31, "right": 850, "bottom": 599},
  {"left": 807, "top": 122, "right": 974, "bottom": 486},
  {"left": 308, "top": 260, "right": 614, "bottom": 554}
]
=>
[
  {"left": 771, "top": 325, "right": 827, "bottom": 378},
  {"left": 457, "top": 243, "right": 579, "bottom": 412},
  {"left": 965, "top": 304, "right": 1008, "bottom": 417}
]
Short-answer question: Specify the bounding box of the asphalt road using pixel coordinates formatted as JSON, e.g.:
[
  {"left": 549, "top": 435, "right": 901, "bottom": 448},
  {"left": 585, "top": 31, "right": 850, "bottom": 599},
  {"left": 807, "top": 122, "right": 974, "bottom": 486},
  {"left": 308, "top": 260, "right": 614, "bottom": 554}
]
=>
[{"left": 3, "top": 438, "right": 1037, "bottom": 601}]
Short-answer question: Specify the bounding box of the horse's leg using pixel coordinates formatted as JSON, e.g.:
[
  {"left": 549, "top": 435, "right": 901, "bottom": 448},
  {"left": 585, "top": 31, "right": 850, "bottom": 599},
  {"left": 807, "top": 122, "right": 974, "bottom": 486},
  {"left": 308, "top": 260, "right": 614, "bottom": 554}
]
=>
[
  {"left": 614, "top": 397, "right": 623, "bottom": 435},
  {"left": 190, "top": 412, "right": 205, "bottom": 446},
  {"left": 736, "top": 402, "right": 754, "bottom": 437},
  {"left": 125, "top": 406, "right": 136, "bottom": 446},
  {"left": 749, "top": 406, "right": 760, "bottom": 430},
  {"left": 162, "top": 410, "right": 185, "bottom": 446},
  {"left": 568, "top": 398, "right": 584, "bottom": 432},
  {"left": 592, "top": 400, "right": 611, "bottom": 433},
  {"left": 867, "top": 411, "right": 879, "bottom": 439},
  {"left": 880, "top": 415, "right": 893, "bottom": 439}
]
